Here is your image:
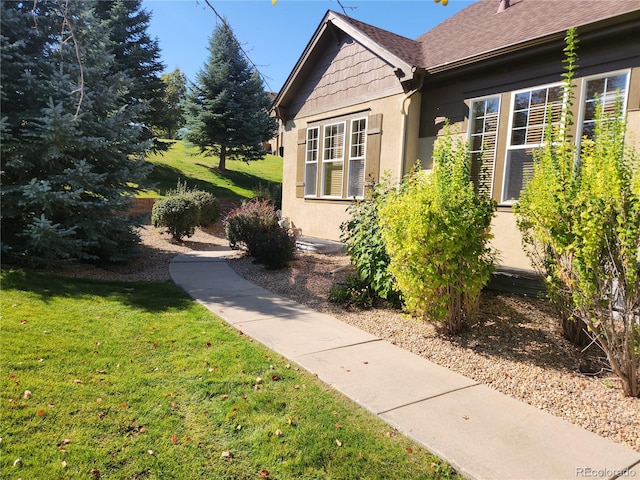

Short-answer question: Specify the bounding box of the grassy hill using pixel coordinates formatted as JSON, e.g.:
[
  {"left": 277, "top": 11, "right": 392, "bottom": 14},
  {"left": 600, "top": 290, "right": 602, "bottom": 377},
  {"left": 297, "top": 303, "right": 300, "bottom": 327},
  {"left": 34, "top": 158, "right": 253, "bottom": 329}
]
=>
[{"left": 141, "top": 141, "right": 282, "bottom": 200}]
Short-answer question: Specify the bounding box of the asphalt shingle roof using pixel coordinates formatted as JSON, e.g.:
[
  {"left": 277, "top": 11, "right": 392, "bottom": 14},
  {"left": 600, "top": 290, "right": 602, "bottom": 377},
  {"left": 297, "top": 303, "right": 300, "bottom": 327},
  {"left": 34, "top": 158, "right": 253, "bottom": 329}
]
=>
[
  {"left": 331, "top": 0, "right": 639, "bottom": 71},
  {"left": 417, "top": 0, "right": 640, "bottom": 70}
]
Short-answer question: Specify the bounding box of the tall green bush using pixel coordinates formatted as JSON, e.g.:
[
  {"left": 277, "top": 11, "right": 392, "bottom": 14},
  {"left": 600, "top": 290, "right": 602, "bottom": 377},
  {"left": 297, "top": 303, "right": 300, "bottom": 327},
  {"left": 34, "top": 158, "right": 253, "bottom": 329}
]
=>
[
  {"left": 516, "top": 28, "right": 640, "bottom": 397},
  {"left": 151, "top": 196, "right": 200, "bottom": 242},
  {"left": 340, "top": 180, "right": 401, "bottom": 306},
  {"left": 379, "top": 129, "right": 497, "bottom": 335}
]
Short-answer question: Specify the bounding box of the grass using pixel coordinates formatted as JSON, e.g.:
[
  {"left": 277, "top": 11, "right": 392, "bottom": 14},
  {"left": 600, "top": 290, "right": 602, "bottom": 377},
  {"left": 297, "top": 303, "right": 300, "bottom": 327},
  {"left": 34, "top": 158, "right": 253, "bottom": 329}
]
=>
[
  {"left": 0, "top": 270, "right": 458, "bottom": 479},
  {"left": 141, "top": 140, "right": 283, "bottom": 200}
]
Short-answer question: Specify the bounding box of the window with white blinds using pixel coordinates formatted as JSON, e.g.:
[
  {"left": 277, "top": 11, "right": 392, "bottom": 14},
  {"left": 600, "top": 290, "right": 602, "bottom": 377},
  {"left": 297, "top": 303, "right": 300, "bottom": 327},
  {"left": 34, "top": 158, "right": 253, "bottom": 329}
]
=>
[
  {"left": 347, "top": 118, "right": 367, "bottom": 198},
  {"left": 502, "top": 83, "right": 564, "bottom": 203},
  {"left": 469, "top": 96, "right": 499, "bottom": 197},
  {"left": 579, "top": 71, "right": 629, "bottom": 140},
  {"left": 322, "top": 122, "right": 345, "bottom": 197}
]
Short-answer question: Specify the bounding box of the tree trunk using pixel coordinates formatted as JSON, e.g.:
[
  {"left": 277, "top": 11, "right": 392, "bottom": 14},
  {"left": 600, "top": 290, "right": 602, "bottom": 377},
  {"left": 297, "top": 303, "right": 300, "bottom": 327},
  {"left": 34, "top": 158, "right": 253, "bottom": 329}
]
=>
[{"left": 218, "top": 145, "right": 227, "bottom": 173}]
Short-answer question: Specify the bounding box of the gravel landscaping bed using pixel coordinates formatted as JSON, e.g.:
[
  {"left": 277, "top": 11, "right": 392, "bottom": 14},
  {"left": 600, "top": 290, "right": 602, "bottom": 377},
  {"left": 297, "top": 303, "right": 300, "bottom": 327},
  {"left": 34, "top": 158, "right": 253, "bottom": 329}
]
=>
[{"left": 58, "top": 223, "right": 640, "bottom": 452}]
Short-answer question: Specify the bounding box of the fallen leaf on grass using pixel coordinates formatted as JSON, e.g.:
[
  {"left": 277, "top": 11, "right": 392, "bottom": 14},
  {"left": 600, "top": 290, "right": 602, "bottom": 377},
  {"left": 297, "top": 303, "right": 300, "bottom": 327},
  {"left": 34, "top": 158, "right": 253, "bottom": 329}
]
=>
[
  {"left": 171, "top": 434, "right": 178, "bottom": 444},
  {"left": 406, "top": 447, "right": 413, "bottom": 454},
  {"left": 23, "top": 390, "right": 32, "bottom": 399},
  {"left": 147, "top": 450, "right": 154, "bottom": 456},
  {"left": 275, "top": 429, "right": 283, "bottom": 437},
  {"left": 335, "top": 423, "right": 342, "bottom": 429},
  {"left": 260, "top": 470, "right": 270, "bottom": 478},
  {"left": 220, "top": 394, "right": 229, "bottom": 400},
  {"left": 221, "top": 450, "right": 232, "bottom": 458},
  {"left": 36, "top": 410, "right": 45, "bottom": 417}
]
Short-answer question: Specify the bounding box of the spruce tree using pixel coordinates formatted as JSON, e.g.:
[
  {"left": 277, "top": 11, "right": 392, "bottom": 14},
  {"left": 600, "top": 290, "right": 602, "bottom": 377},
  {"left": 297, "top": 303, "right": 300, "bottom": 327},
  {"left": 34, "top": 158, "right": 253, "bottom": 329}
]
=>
[
  {"left": 1, "top": 1, "right": 150, "bottom": 266},
  {"left": 93, "top": 0, "right": 167, "bottom": 149},
  {"left": 184, "top": 21, "right": 277, "bottom": 172}
]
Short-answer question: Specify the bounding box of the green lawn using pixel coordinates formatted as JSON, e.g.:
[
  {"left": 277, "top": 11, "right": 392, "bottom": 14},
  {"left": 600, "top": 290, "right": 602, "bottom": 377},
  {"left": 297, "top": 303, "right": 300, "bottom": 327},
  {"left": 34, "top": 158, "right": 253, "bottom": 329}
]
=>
[
  {"left": 141, "top": 141, "right": 283, "bottom": 200},
  {"left": 0, "top": 270, "right": 458, "bottom": 479}
]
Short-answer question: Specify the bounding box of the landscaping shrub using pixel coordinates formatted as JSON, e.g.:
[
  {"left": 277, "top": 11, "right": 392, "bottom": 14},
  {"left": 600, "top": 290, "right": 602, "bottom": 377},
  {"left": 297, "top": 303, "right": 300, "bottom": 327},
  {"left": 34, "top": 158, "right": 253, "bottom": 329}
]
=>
[
  {"left": 224, "top": 198, "right": 278, "bottom": 250},
  {"left": 516, "top": 28, "right": 640, "bottom": 397},
  {"left": 379, "top": 129, "right": 497, "bottom": 335},
  {"left": 151, "top": 195, "right": 200, "bottom": 241},
  {"left": 247, "top": 225, "right": 297, "bottom": 270},
  {"left": 187, "top": 190, "right": 220, "bottom": 227},
  {"left": 340, "top": 180, "right": 402, "bottom": 307},
  {"left": 328, "top": 275, "right": 376, "bottom": 309}
]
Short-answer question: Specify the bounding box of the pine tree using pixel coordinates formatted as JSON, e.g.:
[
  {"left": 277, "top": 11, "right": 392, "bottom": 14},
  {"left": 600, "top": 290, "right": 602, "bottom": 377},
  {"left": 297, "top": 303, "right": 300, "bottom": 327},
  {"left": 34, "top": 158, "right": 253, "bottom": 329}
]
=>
[
  {"left": 184, "top": 21, "right": 277, "bottom": 172},
  {"left": 1, "top": 1, "right": 151, "bottom": 266},
  {"left": 93, "top": 0, "right": 167, "bottom": 149}
]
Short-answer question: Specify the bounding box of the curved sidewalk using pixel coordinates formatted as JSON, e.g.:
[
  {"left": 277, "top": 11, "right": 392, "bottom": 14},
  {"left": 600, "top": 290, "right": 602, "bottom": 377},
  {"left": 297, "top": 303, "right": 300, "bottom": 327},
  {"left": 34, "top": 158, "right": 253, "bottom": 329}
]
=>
[{"left": 169, "top": 248, "right": 640, "bottom": 480}]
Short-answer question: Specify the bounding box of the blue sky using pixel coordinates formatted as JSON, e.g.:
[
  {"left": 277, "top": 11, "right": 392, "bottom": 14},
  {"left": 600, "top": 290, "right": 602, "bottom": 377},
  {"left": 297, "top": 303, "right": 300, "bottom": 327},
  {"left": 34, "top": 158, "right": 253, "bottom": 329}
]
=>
[{"left": 143, "top": 0, "right": 477, "bottom": 93}]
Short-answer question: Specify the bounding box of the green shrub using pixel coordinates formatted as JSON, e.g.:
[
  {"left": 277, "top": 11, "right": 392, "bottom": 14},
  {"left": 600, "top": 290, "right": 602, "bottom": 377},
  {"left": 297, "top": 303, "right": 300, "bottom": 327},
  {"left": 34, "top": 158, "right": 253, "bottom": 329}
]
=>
[
  {"left": 151, "top": 196, "right": 200, "bottom": 241},
  {"left": 248, "top": 225, "right": 297, "bottom": 270},
  {"left": 340, "top": 180, "right": 401, "bottom": 307},
  {"left": 516, "top": 28, "right": 640, "bottom": 397},
  {"left": 252, "top": 181, "right": 282, "bottom": 210},
  {"left": 224, "top": 198, "right": 278, "bottom": 250},
  {"left": 379, "top": 129, "right": 496, "bottom": 335},
  {"left": 328, "top": 275, "right": 376, "bottom": 309},
  {"left": 187, "top": 190, "right": 220, "bottom": 226}
]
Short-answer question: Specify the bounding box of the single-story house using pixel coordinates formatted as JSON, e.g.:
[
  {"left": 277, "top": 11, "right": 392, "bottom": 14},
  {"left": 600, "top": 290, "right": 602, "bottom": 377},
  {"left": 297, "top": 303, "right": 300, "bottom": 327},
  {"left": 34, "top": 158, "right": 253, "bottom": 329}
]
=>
[{"left": 271, "top": 0, "right": 640, "bottom": 270}]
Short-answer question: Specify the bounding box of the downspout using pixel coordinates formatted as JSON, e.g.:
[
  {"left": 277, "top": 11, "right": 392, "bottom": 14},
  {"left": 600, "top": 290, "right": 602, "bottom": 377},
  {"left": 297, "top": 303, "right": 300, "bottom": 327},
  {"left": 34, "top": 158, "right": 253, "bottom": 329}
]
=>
[{"left": 398, "top": 71, "right": 425, "bottom": 182}]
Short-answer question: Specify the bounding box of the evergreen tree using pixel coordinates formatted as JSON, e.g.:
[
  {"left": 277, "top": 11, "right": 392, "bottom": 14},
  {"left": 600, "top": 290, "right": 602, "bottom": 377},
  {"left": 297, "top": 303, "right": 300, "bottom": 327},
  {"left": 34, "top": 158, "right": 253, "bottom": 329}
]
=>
[
  {"left": 1, "top": 1, "right": 151, "bottom": 266},
  {"left": 158, "top": 68, "right": 187, "bottom": 139},
  {"left": 184, "top": 21, "right": 277, "bottom": 172},
  {"left": 93, "top": 0, "right": 167, "bottom": 149}
]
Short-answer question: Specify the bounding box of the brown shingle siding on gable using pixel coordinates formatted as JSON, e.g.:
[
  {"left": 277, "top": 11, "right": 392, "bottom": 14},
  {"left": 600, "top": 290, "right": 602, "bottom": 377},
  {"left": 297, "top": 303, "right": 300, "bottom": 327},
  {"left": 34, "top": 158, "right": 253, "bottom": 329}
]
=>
[{"left": 417, "top": 0, "right": 640, "bottom": 71}]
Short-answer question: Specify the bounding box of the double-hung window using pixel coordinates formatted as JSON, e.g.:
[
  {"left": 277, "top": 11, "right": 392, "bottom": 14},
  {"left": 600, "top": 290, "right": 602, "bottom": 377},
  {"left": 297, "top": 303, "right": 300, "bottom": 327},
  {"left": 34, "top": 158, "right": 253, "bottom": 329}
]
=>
[
  {"left": 322, "top": 122, "right": 346, "bottom": 197},
  {"left": 347, "top": 118, "right": 367, "bottom": 198},
  {"left": 579, "top": 71, "right": 629, "bottom": 141},
  {"left": 469, "top": 96, "right": 500, "bottom": 197},
  {"left": 304, "top": 127, "right": 319, "bottom": 197},
  {"left": 502, "top": 83, "right": 564, "bottom": 203}
]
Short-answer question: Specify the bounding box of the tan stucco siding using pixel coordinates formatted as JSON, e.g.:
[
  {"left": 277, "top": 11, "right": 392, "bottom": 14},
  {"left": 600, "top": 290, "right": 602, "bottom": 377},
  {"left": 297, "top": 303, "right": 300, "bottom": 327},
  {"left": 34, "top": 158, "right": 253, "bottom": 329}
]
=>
[
  {"left": 490, "top": 210, "right": 533, "bottom": 270},
  {"left": 281, "top": 93, "right": 418, "bottom": 241}
]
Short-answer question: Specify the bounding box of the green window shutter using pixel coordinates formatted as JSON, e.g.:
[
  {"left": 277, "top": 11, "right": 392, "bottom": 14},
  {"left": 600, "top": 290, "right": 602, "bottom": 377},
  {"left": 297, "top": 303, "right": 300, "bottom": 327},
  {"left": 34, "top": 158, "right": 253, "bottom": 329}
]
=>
[
  {"left": 296, "top": 128, "right": 306, "bottom": 198},
  {"left": 364, "top": 113, "right": 382, "bottom": 195}
]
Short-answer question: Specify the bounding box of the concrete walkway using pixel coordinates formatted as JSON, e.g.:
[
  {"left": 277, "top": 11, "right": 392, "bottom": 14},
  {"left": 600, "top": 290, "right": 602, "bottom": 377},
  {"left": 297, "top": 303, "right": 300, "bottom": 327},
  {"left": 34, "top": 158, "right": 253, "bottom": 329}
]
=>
[{"left": 169, "top": 248, "right": 640, "bottom": 480}]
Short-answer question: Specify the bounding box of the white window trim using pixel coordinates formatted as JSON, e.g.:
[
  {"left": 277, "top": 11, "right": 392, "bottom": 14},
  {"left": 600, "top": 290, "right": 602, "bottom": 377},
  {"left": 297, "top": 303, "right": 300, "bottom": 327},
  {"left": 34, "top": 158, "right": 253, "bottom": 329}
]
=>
[
  {"left": 321, "top": 121, "right": 346, "bottom": 199},
  {"left": 501, "top": 81, "right": 564, "bottom": 204},
  {"left": 576, "top": 69, "right": 631, "bottom": 149},
  {"left": 304, "top": 126, "right": 319, "bottom": 198},
  {"left": 468, "top": 95, "right": 501, "bottom": 199},
  {"left": 347, "top": 117, "right": 368, "bottom": 199}
]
